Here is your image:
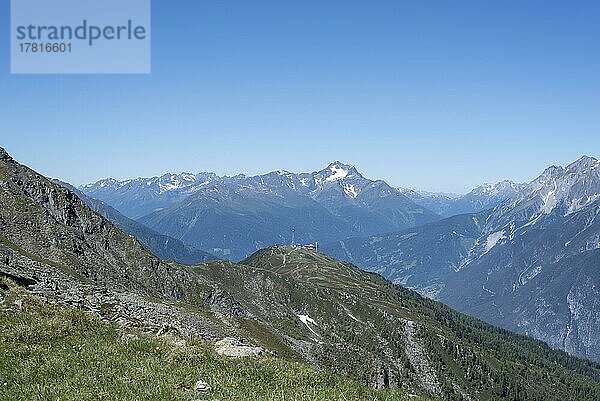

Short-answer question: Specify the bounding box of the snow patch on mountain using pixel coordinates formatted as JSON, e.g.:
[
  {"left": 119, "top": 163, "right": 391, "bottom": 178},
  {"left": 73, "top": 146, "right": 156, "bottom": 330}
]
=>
[
  {"left": 83, "top": 178, "right": 123, "bottom": 190},
  {"left": 485, "top": 230, "right": 506, "bottom": 252},
  {"left": 297, "top": 314, "right": 319, "bottom": 337},
  {"left": 156, "top": 173, "right": 202, "bottom": 194},
  {"left": 541, "top": 179, "right": 558, "bottom": 214},
  {"left": 344, "top": 183, "right": 358, "bottom": 198},
  {"left": 326, "top": 165, "right": 349, "bottom": 182},
  {"left": 346, "top": 311, "right": 360, "bottom": 322}
]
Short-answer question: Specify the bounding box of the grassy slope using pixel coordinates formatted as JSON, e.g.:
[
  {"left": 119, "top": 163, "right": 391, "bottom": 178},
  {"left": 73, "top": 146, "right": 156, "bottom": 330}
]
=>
[{"left": 0, "top": 283, "right": 422, "bottom": 401}]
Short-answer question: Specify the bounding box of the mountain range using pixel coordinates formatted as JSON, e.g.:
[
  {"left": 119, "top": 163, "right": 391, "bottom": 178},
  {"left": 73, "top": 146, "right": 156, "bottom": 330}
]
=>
[
  {"left": 82, "top": 162, "right": 442, "bottom": 260},
  {"left": 323, "top": 156, "right": 600, "bottom": 362},
  {"left": 81, "top": 163, "right": 522, "bottom": 261},
  {"left": 2, "top": 146, "right": 600, "bottom": 400},
  {"left": 401, "top": 181, "right": 527, "bottom": 217}
]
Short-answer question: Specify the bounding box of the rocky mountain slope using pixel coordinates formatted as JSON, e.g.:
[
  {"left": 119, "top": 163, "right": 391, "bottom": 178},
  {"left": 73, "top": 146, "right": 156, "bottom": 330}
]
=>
[
  {"left": 441, "top": 156, "right": 600, "bottom": 361},
  {"left": 83, "top": 162, "right": 440, "bottom": 260},
  {"left": 3, "top": 147, "right": 600, "bottom": 400},
  {"left": 324, "top": 156, "right": 600, "bottom": 362},
  {"left": 401, "top": 181, "right": 526, "bottom": 217},
  {"left": 54, "top": 180, "right": 216, "bottom": 264}
]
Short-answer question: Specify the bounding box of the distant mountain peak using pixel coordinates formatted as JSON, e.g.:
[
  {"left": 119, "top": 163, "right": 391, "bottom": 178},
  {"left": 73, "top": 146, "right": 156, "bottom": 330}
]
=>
[
  {"left": 535, "top": 156, "right": 599, "bottom": 180},
  {"left": 156, "top": 173, "right": 196, "bottom": 193},
  {"left": 489, "top": 155, "right": 600, "bottom": 229},
  {"left": 401, "top": 180, "right": 527, "bottom": 217},
  {"left": 472, "top": 180, "right": 526, "bottom": 196},
  {"left": 567, "top": 155, "right": 599, "bottom": 172},
  {"left": 81, "top": 178, "right": 122, "bottom": 190},
  {"left": 326, "top": 165, "right": 349, "bottom": 181},
  {"left": 327, "top": 160, "right": 353, "bottom": 169},
  {"left": 320, "top": 161, "right": 361, "bottom": 182},
  {"left": 574, "top": 154, "right": 598, "bottom": 163}
]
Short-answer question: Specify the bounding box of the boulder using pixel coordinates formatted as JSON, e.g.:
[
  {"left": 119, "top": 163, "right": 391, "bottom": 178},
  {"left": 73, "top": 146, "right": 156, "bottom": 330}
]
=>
[{"left": 214, "top": 337, "right": 263, "bottom": 358}]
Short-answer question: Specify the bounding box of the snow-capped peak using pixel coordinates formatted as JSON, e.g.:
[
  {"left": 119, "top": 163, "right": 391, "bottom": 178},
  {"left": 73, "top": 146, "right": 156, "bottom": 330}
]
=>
[
  {"left": 81, "top": 172, "right": 221, "bottom": 196},
  {"left": 180, "top": 172, "right": 198, "bottom": 181},
  {"left": 326, "top": 165, "right": 349, "bottom": 182},
  {"left": 157, "top": 172, "right": 204, "bottom": 193},
  {"left": 81, "top": 178, "right": 124, "bottom": 191},
  {"left": 99, "top": 178, "right": 119, "bottom": 188},
  {"left": 470, "top": 180, "right": 527, "bottom": 198},
  {"left": 527, "top": 156, "right": 600, "bottom": 215},
  {"left": 320, "top": 161, "right": 360, "bottom": 182}
]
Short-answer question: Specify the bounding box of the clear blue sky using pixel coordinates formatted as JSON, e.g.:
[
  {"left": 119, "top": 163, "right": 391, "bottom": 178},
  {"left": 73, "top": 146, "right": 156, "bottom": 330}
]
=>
[{"left": 1, "top": 0, "right": 598, "bottom": 193}]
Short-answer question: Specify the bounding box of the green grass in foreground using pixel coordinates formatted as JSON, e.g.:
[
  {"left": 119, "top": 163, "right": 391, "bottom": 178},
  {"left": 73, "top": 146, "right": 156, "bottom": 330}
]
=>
[{"left": 0, "top": 283, "right": 424, "bottom": 401}]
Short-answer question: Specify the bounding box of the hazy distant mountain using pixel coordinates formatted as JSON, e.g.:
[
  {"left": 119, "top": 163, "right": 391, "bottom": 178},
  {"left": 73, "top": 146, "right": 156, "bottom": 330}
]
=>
[
  {"left": 324, "top": 156, "right": 600, "bottom": 362},
  {"left": 81, "top": 172, "right": 219, "bottom": 219},
  {"left": 446, "top": 180, "right": 527, "bottom": 216},
  {"left": 83, "top": 162, "right": 441, "bottom": 260},
  {"left": 397, "top": 189, "right": 460, "bottom": 217},
  {"left": 55, "top": 180, "right": 216, "bottom": 264},
  {"left": 401, "top": 181, "right": 527, "bottom": 217}
]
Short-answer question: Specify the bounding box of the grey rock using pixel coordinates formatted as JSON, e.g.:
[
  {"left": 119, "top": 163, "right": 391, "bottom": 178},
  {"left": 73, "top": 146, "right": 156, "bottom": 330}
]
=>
[
  {"left": 194, "top": 379, "right": 211, "bottom": 392},
  {"left": 157, "top": 323, "right": 171, "bottom": 336},
  {"left": 402, "top": 320, "right": 441, "bottom": 396},
  {"left": 203, "top": 289, "right": 247, "bottom": 317},
  {"left": 120, "top": 333, "right": 139, "bottom": 342},
  {"left": 214, "top": 337, "right": 264, "bottom": 358}
]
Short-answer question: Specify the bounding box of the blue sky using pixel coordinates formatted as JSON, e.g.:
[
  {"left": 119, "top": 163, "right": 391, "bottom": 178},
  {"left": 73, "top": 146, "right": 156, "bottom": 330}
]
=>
[{"left": 0, "top": 0, "right": 599, "bottom": 193}]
